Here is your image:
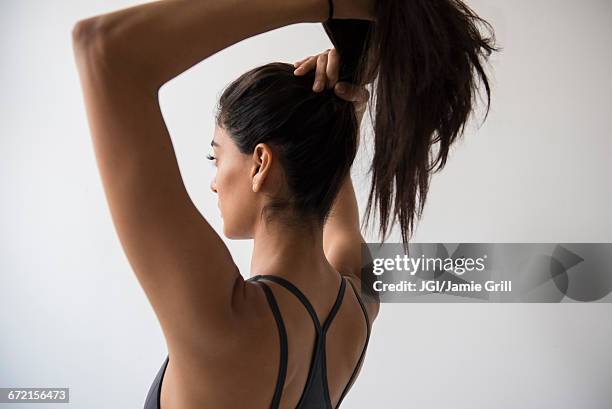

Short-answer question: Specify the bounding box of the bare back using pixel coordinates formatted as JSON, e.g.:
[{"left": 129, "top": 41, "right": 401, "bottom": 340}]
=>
[{"left": 149, "top": 272, "right": 378, "bottom": 409}]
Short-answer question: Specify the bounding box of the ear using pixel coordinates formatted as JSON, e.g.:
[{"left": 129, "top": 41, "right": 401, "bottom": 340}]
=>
[{"left": 250, "top": 143, "right": 273, "bottom": 193}]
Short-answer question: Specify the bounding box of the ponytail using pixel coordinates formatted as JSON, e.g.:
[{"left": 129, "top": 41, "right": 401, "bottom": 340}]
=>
[{"left": 326, "top": 0, "right": 500, "bottom": 249}]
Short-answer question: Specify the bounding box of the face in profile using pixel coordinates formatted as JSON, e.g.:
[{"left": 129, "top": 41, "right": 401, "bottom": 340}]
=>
[{"left": 209, "top": 125, "right": 275, "bottom": 239}]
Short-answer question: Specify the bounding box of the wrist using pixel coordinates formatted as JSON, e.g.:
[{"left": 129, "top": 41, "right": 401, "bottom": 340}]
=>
[
  {"left": 289, "top": 0, "right": 330, "bottom": 23},
  {"left": 330, "top": 0, "right": 377, "bottom": 21}
]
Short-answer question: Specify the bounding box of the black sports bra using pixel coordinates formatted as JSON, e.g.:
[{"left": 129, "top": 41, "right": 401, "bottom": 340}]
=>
[{"left": 143, "top": 274, "right": 371, "bottom": 409}]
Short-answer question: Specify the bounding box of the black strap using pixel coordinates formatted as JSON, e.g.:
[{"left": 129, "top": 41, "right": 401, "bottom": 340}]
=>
[
  {"left": 259, "top": 274, "right": 347, "bottom": 409},
  {"left": 326, "top": 0, "right": 334, "bottom": 22},
  {"left": 335, "top": 277, "right": 371, "bottom": 408},
  {"left": 322, "top": 277, "right": 346, "bottom": 333},
  {"left": 256, "top": 275, "right": 323, "bottom": 333},
  {"left": 255, "top": 274, "right": 347, "bottom": 335},
  {"left": 256, "top": 280, "right": 289, "bottom": 409},
  {"left": 320, "top": 277, "right": 346, "bottom": 406},
  {"left": 252, "top": 274, "right": 358, "bottom": 409}
]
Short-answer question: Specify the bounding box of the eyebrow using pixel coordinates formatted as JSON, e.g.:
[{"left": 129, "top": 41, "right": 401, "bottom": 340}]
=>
[{"left": 210, "top": 139, "right": 219, "bottom": 148}]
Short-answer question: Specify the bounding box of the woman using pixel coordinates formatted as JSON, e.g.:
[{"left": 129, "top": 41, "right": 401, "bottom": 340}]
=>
[{"left": 72, "top": 0, "right": 496, "bottom": 408}]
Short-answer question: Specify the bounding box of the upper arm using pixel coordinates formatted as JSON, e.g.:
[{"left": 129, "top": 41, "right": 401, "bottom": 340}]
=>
[
  {"left": 323, "top": 175, "right": 380, "bottom": 322},
  {"left": 323, "top": 175, "right": 363, "bottom": 275},
  {"left": 72, "top": 20, "right": 243, "bottom": 351}
]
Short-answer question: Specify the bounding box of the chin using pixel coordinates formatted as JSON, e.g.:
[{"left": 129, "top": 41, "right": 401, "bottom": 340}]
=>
[
  {"left": 222, "top": 224, "right": 238, "bottom": 240},
  {"left": 223, "top": 225, "right": 252, "bottom": 240}
]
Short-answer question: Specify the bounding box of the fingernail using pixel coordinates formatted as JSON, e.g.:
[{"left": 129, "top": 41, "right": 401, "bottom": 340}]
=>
[{"left": 313, "top": 81, "right": 321, "bottom": 91}]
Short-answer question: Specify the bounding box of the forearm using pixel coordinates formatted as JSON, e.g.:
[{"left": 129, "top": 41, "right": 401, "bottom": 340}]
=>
[{"left": 72, "top": 0, "right": 326, "bottom": 90}]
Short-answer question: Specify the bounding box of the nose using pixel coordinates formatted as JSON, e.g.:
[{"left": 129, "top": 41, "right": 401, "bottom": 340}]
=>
[{"left": 210, "top": 176, "right": 217, "bottom": 194}]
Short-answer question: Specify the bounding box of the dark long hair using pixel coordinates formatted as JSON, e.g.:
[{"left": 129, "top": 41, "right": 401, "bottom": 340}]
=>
[
  {"left": 359, "top": 0, "right": 500, "bottom": 247},
  {"left": 216, "top": 0, "right": 499, "bottom": 247},
  {"left": 215, "top": 63, "right": 359, "bottom": 231}
]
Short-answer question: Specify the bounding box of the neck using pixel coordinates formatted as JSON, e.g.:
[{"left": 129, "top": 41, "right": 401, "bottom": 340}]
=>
[{"left": 250, "top": 218, "right": 331, "bottom": 280}]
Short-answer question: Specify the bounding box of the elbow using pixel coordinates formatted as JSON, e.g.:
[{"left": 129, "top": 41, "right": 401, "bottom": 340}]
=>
[
  {"left": 71, "top": 16, "right": 158, "bottom": 90},
  {"left": 71, "top": 17, "right": 118, "bottom": 63},
  {"left": 72, "top": 17, "right": 102, "bottom": 52},
  {"left": 72, "top": 18, "right": 96, "bottom": 49}
]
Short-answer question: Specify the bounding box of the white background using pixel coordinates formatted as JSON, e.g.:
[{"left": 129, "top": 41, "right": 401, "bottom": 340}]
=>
[{"left": 1, "top": 0, "right": 611, "bottom": 408}]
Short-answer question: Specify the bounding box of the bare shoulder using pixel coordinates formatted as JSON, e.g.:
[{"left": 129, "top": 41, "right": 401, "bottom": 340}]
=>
[
  {"left": 167, "top": 277, "right": 280, "bottom": 371},
  {"left": 163, "top": 278, "right": 291, "bottom": 408},
  {"left": 226, "top": 277, "right": 284, "bottom": 340}
]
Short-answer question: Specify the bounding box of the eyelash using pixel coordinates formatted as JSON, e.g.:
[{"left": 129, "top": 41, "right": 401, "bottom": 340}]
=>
[{"left": 206, "top": 153, "right": 216, "bottom": 161}]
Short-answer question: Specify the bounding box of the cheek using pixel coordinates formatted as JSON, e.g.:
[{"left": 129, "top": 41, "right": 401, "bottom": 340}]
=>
[
  {"left": 216, "top": 163, "right": 258, "bottom": 238},
  {"left": 216, "top": 163, "right": 253, "bottom": 214},
  {"left": 216, "top": 165, "right": 237, "bottom": 198}
]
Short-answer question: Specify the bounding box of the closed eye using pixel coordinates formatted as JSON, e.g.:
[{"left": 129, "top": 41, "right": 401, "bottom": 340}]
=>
[{"left": 206, "top": 153, "right": 216, "bottom": 161}]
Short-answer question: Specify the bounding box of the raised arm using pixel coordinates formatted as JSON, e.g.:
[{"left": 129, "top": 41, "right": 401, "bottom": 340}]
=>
[
  {"left": 323, "top": 115, "right": 380, "bottom": 320},
  {"left": 323, "top": 79, "right": 368, "bottom": 281},
  {"left": 72, "top": 0, "right": 326, "bottom": 92},
  {"left": 72, "top": 0, "right": 375, "bottom": 91},
  {"left": 70, "top": 0, "right": 372, "bottom": 357},
  {"left": 293, "top": 46, "right": 379, "bottom": 321}
]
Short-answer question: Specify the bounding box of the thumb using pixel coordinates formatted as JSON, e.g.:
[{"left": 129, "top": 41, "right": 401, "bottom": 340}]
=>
[{"left": 334, "top": 82, "right": 369, "bottom": 103}]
